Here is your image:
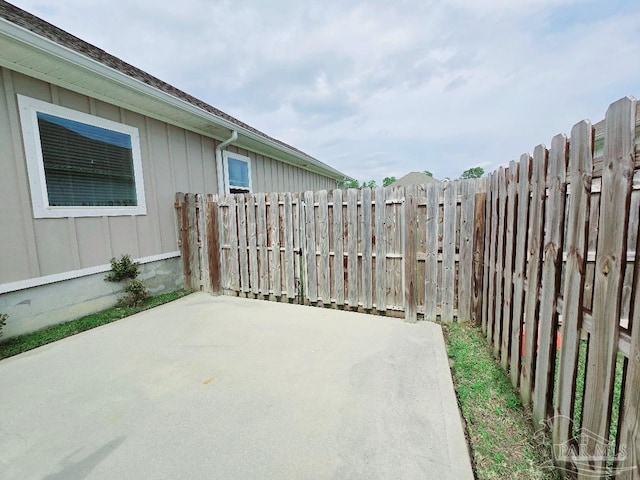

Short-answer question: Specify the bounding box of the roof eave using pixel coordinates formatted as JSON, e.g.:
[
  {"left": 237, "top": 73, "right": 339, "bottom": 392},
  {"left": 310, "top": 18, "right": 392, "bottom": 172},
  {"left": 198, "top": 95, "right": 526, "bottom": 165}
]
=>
[{"left": 0, "top": 16, "right": 346, "bottom": 181}]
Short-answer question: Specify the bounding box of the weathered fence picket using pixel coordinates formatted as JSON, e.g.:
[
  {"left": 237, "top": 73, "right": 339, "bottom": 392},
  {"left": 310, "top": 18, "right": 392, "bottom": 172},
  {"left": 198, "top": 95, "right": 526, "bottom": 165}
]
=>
[
  {"left": 520, "top": 145, "right": 547, "bottom": 407},
  {"left": 500, "top": 162, "right": 517, "bottom": 371},
  {"left": 533, "top": 133, "right": 568, "bottom": 426},
  {"left": 552, "top": 120, "right": 592, "bottom": 465}
]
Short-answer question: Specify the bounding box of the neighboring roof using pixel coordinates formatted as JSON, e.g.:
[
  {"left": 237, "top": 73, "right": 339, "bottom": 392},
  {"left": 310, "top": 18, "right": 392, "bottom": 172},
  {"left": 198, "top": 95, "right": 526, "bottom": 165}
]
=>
[
  {"left": 390, "top": 172, "right": 440, "bottom": 187},
  {"left": 0, "top": 1, "right": 348, "bottom": 180}
]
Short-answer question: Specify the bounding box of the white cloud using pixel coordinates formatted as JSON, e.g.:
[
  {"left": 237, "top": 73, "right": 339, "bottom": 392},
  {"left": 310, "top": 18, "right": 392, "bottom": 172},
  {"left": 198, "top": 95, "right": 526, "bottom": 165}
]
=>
[{"left": 10, "top": 0, "right": 640, "bottom": 182}]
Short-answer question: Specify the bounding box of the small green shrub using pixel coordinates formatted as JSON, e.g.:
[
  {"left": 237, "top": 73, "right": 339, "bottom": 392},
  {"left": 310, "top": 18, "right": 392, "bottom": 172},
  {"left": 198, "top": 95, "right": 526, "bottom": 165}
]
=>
[
  {"left": 117, "top": 279, "right": 150, "bottom": 308},
  {"left": 105, "top": 255, "right": 140, "bottom": 282},
  {"left": 0, "top": 313, "right": 7, "bottom": 338}
]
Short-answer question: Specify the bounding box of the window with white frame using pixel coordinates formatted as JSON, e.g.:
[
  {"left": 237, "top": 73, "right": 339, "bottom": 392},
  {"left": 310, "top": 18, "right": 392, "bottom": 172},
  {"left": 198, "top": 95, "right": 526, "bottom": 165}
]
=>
[
  {"left": 223, "top": 150, "right": 252, "bottom": 193},
  {"left": 17, "top": 95, "right": 146, "bottom": 218}
]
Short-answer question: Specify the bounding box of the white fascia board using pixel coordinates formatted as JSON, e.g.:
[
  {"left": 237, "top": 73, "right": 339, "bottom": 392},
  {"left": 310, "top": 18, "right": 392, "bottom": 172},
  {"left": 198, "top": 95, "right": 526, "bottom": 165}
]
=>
[{"left": 0, "top": 17, "right": 346, "bottom": 181}]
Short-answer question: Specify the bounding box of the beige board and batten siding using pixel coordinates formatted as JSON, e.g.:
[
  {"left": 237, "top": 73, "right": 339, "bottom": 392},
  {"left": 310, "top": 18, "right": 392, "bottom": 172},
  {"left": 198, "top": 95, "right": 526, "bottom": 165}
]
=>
[
  {"left": 0, "top": 67, "right": 336, "bottom": 286},
  {"left": 224, "top": 144, "right": 335, "bottom": 194}
]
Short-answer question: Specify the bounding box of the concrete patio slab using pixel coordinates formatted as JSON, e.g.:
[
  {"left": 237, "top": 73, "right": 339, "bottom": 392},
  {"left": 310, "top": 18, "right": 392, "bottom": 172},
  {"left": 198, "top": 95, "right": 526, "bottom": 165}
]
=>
[{"left": 0, "top": 292, "right": 473, "bottom": 479}]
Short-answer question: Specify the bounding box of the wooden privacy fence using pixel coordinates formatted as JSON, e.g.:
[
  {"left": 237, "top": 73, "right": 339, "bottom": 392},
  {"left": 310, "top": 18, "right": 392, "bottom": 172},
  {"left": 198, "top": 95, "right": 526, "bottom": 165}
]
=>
[
  {"left": 482, "top": 96, "right": 640, "bottom": 477},
  {"left": 175, "top": 178, "right": 485, "bottom": 322},
  {"left": 175, "top": 94, "right": 640, "bottom": 478}
]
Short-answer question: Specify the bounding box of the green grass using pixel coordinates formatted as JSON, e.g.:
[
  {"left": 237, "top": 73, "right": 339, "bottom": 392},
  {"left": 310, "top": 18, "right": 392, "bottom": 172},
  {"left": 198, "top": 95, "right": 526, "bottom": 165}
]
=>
[
  {"left": 0, "top": 289, "right": 192, "bottom": 360},
  {"left": 566, "top": 340, "right": 625, "bottom": 443},
  {"left": 444, "top": 321, "right": 561, "bottom": 480}
]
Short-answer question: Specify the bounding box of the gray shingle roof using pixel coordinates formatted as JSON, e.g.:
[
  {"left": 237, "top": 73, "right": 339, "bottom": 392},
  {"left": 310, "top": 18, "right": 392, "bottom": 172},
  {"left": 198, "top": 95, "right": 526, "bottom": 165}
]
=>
[{"left": 390, "top": 172, "right": 439, "bottom": 187}]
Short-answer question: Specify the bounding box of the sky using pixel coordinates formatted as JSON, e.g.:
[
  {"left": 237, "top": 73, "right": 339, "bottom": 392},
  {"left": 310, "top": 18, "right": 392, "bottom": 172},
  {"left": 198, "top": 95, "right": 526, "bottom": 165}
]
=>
[{"left": 10, "top": 0, "right": 640, "bottom": 182}]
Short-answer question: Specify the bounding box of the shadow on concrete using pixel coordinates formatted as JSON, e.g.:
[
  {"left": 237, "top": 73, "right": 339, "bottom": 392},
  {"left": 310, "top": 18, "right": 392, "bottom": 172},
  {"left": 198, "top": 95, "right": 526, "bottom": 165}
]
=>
[{"left": 43, "top": 436, "right": 126, "bottom": 480}]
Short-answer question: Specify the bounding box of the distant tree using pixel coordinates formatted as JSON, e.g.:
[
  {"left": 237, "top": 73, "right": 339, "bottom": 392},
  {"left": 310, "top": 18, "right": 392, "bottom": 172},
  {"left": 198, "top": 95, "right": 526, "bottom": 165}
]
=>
[
  {"left": 460, "top": 167, "right": 484, "bottom": 179},
  {"left": 337, "top": 179, "right": 377, "bottom": 189},
  {"left": 424, "top": 170, "right": 434, "bottom": 177},
  {"left": 338, "top": 179, "right": 360, "bottom": 189},
  {"left": 383, "top": 176, "right": 396, "bottom": 187}
]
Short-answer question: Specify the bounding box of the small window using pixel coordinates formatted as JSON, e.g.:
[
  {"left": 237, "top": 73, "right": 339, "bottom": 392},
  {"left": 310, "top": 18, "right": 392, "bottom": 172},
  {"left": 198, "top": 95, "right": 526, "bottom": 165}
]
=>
[
  {"left": 223, "top": 151, "right": 252, "bottom": 194},
  {"left": 17, "top": 95, "right": 146, "bottom": 218}
]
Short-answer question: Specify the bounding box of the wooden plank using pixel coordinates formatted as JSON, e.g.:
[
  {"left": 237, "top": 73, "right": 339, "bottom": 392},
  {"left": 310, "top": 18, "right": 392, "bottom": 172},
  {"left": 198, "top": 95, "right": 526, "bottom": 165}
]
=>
[
  {"left": 481, "top": 177, "right": 493, "bottom": 333},
  {"left": 268, "top": 192, "right": 282, "bottom": 297},
  {"left": 199, "top": 194, "right": 211, "bottom": 293},
  {"left": 511, "top": 154, "right": 532, "bottom": 388},
  {"left": 317, "top": 190, "right": 330, "bottom": 303},
  {"left": 227, "top": 195, "right": 239, "bottom": 292},
  {"left": 619, "top": 189, "right": 640, "bottom": 479},
  {"left": 500, "top": 163, "right": 518, "bottom": 369},
  {"left": 472, "top": 192, "right": 486, "bottom": 324},
  {"left": 284, "top": 192, "right": 296, "bottom": 300},
  {"left": 237, "top": 195, "right": 250, "bottom": 293},
  {"left": 533, "top": 133, "right": 568, "bottom": 426},
  {"left": 579, "top": 97, "right": 636, "bottom": 479},
  {"left": 206, "top": 197, "right": 222, "bottom": 294},
  {"left": 333, "top": 189, "right": 345, "bottom": 306},
  {"left": 458, "top": 180, "right": 475, "bottom": 321},
  {"left": 424, "top": 182, "right": 439, "bottom": 321},
  {"left": 404, "top": 185, "right": 418, "bottom": 322},
  {"left": 347, "top": 188, "right": 359, "bottom": 308},
  {"left": 487, "top": 172, "right": 499, "bottom": 341},
  {"left": 293, "top": 193, "right": 302, "bottom": 302},
  {"left": 187, "top": 193, "right": 200, "bottom": 291},
  {"left": 246, "top": 194, "right": 259, "bottom": 295},
  {"left": 304, "top": 191, "right": 318, "bottom": 302},
  {"left": 552, "top": 120, "right": 593, "bottom": 462},
  {"left": 361, "top": 187, "right": 373, "bottom": 310},
  {"left": 494, "top": 168, "right": 507, "bottom": 356},
  {"left": 375, "top": 186, "right": 387, "bottom": 312},
  {"left": 386, "top": 187, "right": 399, "bottom": 309},
  {"left": 441, "top": 181, "right": 457, "bottom": 322},
  {"left": 217, "top": 195, "right": 228, "bottom": 291},
  {"left": 394, "top": 187, "right": 405, "bottom": 308},
  {"left": 256, "top": 193, "right": 269, "bottom": 296},
  {"left": 520, "top": 145, "right": 548, "bottom": 407},
  {"left": 175, "top": 193, "right": 190, "bottom": 290}
]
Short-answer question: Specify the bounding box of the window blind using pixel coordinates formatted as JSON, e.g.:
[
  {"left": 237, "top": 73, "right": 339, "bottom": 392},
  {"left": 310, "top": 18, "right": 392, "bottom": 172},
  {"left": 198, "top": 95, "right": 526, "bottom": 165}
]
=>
[{"left": 37, "top": 112, "right": 137, "bottom": 207}]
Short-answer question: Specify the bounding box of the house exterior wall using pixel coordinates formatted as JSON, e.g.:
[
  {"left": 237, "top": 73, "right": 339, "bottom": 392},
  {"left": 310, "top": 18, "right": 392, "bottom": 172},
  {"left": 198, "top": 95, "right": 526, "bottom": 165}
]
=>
[{"left": 0, "top": 66, "right": 336, "bottom": 337}]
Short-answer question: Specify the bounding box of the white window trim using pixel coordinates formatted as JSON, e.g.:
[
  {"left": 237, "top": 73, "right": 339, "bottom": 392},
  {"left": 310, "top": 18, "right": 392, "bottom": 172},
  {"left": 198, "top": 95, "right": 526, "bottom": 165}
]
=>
[
  {"left": 222, "top": 150, "right": 252, "bottom": 194},
  {"left": 17, "top": 94, "right": 147, "bottom": 218}
]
